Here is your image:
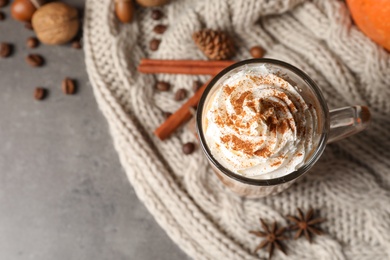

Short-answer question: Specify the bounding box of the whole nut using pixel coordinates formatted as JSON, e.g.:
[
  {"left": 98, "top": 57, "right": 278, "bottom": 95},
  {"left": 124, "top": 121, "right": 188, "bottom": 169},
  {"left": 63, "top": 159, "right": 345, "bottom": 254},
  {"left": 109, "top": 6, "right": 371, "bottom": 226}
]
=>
[
  {"left": 11, "top": 0, "right": 36, "bottom": 22},
  {"left": 250, "top": 46, "right": 265, "bottom": 58},
  {"left": 115, "top": 0, "right": 134, "bottom": 23},
  {"left": 136, "top": 0, "right": 169, "bottom": 7},
  {"left": 62, "top": 77, "right": 76, "bottom": 95},
  {"left": 32, "top": 2, "right": 79, "bottom": 45}
]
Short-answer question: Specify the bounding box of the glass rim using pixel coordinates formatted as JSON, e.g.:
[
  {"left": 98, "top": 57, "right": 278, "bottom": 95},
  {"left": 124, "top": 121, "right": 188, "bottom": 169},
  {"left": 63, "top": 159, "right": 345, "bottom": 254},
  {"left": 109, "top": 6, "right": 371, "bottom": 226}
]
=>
[{"left": 196, "top": 58, "right": 329, "bottom": 186}]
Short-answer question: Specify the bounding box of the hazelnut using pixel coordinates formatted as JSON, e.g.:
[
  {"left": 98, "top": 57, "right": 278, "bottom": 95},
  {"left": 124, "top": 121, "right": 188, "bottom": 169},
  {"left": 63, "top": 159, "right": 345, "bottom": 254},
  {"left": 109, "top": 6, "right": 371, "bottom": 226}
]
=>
[
  {"left": 115, "top": 0, "right": 134, "bottom": 23},
  {"left": 135, "top": 0, "right": 169, "bottom": 7},
  {"left": 32, "top": 2, "right": 79, "bottom": 45},
  {"left": 11, "top": 0, "right": 36, "bottom": 22}
]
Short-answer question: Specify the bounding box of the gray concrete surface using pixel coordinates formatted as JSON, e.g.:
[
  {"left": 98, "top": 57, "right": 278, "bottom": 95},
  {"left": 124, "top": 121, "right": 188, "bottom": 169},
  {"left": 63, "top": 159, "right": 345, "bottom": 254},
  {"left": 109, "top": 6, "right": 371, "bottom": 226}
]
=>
[{"left": 0, "top": 2, "right": 189, "bottom": 259}]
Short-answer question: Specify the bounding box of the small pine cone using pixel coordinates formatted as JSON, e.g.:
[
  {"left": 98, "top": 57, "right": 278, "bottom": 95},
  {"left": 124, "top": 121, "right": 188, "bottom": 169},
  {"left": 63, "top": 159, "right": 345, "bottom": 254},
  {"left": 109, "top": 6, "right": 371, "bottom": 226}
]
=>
[{"left": 192, "top": 29, "right": 235, "bottom": 60}]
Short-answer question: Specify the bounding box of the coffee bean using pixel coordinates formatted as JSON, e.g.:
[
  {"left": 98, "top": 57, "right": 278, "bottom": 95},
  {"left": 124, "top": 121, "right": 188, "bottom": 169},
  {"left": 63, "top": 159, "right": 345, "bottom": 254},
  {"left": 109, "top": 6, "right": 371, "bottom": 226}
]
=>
[
  {"left": 24, "top": 22, "right": 33, "bottom": 30},
  {"left": 26, "top": 37, "right": 39, "bottom": 49},
  {"left": 62, "top": 77, "right": 76, "bottom": 95},
  {"left": 163, "top": 111, "right": 172, "bottom": 119},
  {"left": 153, "top": 24, "right": 167, "bottom": 34},
  {"left": 0, "top": 42, "right": 12, "bottom": 58},
  {"left": 34, "top": 87, "right": 47, "bottom": 100},
  {"left": 149, "top": 39, "right": 160, "bottom": 51},
  {"left": 71, "top": 40, "right": 82, "bottom": 49},
  {"left": 250, "top": 46, "right": 265, "bottom": 58},
  {"left": 192, "top": 80, "right": 202, "bottom": 92},
  {"left": 174, "top": 88, "right": 187, "bottom": 101},
  {"left": 151, "top": 9, "right": 163, "bottom": 20},
  {"left": 156, "top": 81, "right": 170, "bottom": 91},
  {"left": 26, "top": 54, "right": 44, "bottom": 67},
  {"left": 0, "top": 11, "right": 5, "bottom": 21},
  {"left": 0, "top": 0, "right": 9, "bottom": 8},
  {"left": 182, "top": 142, "right": 195, "bottom": 155}
]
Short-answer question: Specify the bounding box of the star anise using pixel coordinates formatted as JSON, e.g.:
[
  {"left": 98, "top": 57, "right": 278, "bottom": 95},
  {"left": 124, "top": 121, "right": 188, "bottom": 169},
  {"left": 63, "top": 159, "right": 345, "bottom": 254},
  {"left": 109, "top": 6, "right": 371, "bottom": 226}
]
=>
[
  {"left": 249, "top": 219, "right": 288, "bottom": 259},
  {"left": 287, "top": 208, "right": 326, "bottom": 243}
]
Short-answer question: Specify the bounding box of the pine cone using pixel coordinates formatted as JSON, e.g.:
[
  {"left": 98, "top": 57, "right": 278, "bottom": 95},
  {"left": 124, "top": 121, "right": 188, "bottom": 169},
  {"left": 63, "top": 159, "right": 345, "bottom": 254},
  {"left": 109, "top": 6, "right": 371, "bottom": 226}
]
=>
[{"left": 192, "top": 29, "right": 235, "bottom": 60}]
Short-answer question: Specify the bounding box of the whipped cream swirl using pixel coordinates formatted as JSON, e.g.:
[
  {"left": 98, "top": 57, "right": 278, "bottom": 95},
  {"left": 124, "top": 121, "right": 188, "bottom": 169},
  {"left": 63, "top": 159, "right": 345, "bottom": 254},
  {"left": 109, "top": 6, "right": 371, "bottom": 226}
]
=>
[{"left": 204, "top": 65, "right": 317, "bottom": 179}]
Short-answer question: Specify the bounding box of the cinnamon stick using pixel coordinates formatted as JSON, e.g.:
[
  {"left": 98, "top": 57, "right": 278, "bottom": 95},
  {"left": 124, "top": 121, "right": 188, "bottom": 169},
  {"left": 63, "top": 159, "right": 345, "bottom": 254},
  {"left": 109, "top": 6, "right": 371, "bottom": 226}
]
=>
[
  {"left": 154, "top": 80, "right": 210, "bottom": 140},
  {"left": 138, "top": 59, "right": 235, "bottom": 75}
]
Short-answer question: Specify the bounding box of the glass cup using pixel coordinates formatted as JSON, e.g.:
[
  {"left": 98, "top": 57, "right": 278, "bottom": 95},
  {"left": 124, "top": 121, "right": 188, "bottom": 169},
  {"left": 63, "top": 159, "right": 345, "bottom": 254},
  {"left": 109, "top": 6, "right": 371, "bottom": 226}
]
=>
[{"left": 196, "top": 59, "right": 371, "bottom": 198}]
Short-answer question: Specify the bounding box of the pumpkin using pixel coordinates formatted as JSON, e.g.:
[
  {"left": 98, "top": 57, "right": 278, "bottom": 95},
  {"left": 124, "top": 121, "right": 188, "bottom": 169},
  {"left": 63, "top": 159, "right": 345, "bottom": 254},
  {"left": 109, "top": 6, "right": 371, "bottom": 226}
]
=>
[{"left": 346, "top": 0, "right": 390, "bottom": 51}]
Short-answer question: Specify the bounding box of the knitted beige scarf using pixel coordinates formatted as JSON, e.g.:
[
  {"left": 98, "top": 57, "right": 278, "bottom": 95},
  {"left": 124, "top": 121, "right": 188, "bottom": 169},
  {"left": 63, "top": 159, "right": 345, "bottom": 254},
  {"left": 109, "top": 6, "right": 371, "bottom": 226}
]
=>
[{"left": 84, "top": 0, "right": 390, "bottom": 258}]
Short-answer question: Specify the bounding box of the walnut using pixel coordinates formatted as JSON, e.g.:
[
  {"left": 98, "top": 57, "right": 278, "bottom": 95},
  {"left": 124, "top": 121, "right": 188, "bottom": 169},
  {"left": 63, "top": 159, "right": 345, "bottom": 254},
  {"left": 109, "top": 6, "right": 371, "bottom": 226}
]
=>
[{"left": 31, "top": 2, "right": 79, "bottom": 45}]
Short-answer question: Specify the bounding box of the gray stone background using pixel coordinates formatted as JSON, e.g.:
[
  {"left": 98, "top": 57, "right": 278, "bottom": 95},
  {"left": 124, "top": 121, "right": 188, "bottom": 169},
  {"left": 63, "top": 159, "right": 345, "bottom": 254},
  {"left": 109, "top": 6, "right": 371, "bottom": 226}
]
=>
[{"left": 0, "top": 1, "right": 189, "bottom": 259}]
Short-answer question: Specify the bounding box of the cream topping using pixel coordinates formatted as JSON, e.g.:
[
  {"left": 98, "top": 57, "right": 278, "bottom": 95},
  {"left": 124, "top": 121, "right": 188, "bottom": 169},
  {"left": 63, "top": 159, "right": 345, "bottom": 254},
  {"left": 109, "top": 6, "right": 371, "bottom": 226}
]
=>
[{"left": 204, "top": 65, "right": 317, "bottom": 179}]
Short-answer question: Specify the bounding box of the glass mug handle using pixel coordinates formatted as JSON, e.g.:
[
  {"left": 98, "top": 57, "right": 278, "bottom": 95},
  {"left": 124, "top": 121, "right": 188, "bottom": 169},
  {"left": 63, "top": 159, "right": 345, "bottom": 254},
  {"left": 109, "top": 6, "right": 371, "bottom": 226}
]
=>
[{"left": 328, "top": 106, "right": 371, "bottom": 143}]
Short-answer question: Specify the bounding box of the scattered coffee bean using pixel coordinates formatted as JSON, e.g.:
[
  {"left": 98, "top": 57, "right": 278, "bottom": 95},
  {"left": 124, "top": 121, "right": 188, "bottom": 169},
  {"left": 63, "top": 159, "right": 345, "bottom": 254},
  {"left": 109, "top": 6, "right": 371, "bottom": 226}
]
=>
[
  {"left": 163, "top": 111, "right": 172, "bottom": 119},
  {"left": 192, "top": 80, "right": 202, "bottom": 92},
  {"left": 156, "top": 81, "right": 170, "bottom": 91},
  {"left": 153, "top": 24, "right": 167, "bottom": 34},
  {"left": 34, "top": 87, "right": 47, "bottom": 100},
  {"left": 0, "top": 11, "right": 5, "bottom": 21},
  {"left": 250, "top": 46, "right": 265, "bottom": 58},
  {"left": 182, "top": 142, "right": 195, "bottom": 155},
  {"left": 174, "top": 88, "right": 187, "bottom": 101},
  {"left": 62, "top": 77, "right": 76, "bottom": 95},
  {"left": 0, "top": 42, "right": 12, "bottom": 58},
  {"left": 24, "top": 22, "right": 33, "bottom": 30},
  {"left": 151, "top": 9, "right": 163, "bottom": 20},
  {"left": 26, "top": 37, "right": 39, "bottom": 48},
  {"left": 149, "top": 38, "right": 160, "bottom": 51},
  {"left": 0, "top": 0, "right": 9, "bottom": 8},
  {"left": 71, "top": 40, "right": 82, "bottom": 49},
  {"left": 26, "top": 54, "right": 44, "bottom": 67}
]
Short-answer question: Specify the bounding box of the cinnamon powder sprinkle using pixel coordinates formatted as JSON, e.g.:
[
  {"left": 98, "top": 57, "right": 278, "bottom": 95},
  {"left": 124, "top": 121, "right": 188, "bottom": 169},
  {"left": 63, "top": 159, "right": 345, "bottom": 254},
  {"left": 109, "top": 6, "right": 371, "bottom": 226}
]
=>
[
  {"left": 231, "top": 91, "right": 252, "bottom": 115},
  {"left": 271, "top": 161, "right": 282, "bottom": 167},
  {"left": 254, "top": 147, "right": 272, "bottom": 157},
  {"left": 215, "top": 75, "right": 306, "bottom": 159},
  {"left": 223, "top": 85, "right": 235, "bottom": 95}
]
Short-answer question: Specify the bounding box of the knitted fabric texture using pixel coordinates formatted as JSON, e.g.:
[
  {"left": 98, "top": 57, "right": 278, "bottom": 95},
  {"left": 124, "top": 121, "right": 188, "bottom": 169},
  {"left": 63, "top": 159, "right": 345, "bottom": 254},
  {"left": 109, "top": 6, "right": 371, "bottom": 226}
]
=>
[{"left": 84, "top": 0, "right": 390, "bottom": 259}]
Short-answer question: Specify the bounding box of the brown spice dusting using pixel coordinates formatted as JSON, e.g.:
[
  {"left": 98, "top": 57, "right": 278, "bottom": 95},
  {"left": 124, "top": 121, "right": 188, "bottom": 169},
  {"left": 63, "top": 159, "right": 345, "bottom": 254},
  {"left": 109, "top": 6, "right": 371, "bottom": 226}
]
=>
[
  {"left": 212, "top": 74, "right": 310, "bottom": 161},
  {"left": 221, "top": 134, "right": 264, "bottom": 156},
  {"left": 220, "top": 135, "right": 231, "bottom": 143},
  {"left": 271, "top": 161, "right": 282, "bottom": 167},
  {"left": 231, "top": 91, "right": 252, "bottom": 115},
  {"left": 246, "top": 100, "right": 256, "bottom": 112},
  {"left": 254, "top": 147, "right": 271, "bottom": 157},
  {"left": 223, "top": 85, "right": 235, "bottom": 95},
  {"left": 278, "top": 120, "right": 289, "bottom": 134},
  {"left": 230, "top": 135, "right": 254, "bottom": 155}
]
